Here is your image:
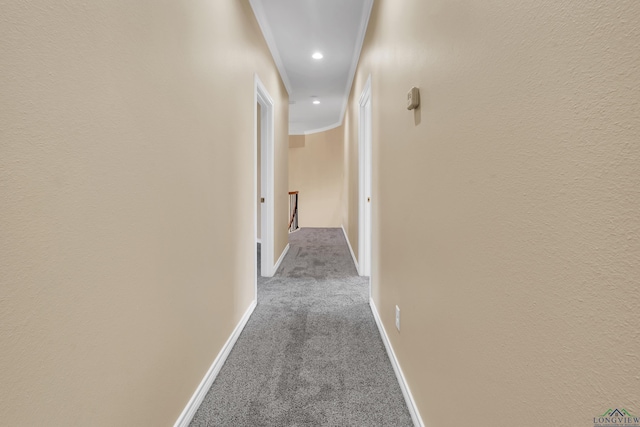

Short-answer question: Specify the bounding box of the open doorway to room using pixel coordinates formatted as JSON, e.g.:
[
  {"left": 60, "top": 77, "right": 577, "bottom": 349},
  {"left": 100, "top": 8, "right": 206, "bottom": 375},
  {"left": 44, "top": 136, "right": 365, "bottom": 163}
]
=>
[{"left": 256, "top": 102, "right": 262, "bottom": 278}]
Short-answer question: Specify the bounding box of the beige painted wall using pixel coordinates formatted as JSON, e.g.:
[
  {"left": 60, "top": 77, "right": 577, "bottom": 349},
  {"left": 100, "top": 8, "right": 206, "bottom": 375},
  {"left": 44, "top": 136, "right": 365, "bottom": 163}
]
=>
[
  {"left": 0, "top": 1, "right": 288, "bottom": 425},
  {"left": 289, "top": 134, "right": 305, "bottom": 148},
  {"left": 289, "top": 126, "right": 344, "bottom": 228},
  {"left": 344, "top": 0, "right": 640, "bottom": 425}
]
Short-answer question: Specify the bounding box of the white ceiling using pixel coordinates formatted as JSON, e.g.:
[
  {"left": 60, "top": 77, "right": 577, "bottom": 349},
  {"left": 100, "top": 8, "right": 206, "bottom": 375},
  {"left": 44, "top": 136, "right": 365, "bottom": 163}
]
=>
[{"left": 249, "top": 0, "right": 374, "bottom": 135}]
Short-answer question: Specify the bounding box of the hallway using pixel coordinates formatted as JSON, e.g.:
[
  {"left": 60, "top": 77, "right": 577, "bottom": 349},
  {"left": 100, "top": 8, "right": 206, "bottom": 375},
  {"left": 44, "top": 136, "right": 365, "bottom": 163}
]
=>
[
  {"left": 190, "top": 229, "right": 412, "bottom": 426},
  {"left": 2, "top": 1, "right": 639, "bottom": 425}
]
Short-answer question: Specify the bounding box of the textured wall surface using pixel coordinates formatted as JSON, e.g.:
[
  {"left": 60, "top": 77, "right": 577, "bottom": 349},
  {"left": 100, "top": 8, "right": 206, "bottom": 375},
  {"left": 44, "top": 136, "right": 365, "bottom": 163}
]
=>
[
  {"left": 289, "top": 127, "right": 345, "bottom": 228},
  {"left": 0, "top": 1, "right": 288, "bottom": 425},
  {"left": 345, "top": 0, "right": 640, "bottom": 425}
]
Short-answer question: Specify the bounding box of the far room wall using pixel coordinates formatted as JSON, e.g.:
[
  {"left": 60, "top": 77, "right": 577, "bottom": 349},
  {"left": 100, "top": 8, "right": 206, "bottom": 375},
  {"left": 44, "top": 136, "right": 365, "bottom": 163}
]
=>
[{"left": 288, "top": 126, "right": 344, "bottom": 228}]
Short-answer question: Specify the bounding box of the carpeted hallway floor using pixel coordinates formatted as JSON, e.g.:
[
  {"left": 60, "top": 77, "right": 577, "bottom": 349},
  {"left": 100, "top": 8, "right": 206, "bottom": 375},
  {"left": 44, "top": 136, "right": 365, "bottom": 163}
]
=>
[{"left": 190, "top": 228, "right": 413, "bottom": 426}]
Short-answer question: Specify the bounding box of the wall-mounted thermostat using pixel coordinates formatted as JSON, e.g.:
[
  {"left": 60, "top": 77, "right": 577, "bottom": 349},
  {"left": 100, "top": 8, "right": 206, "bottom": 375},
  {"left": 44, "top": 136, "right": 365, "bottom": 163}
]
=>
[{"left": 406, "top": 87, "right": 420, "bottom": 110}]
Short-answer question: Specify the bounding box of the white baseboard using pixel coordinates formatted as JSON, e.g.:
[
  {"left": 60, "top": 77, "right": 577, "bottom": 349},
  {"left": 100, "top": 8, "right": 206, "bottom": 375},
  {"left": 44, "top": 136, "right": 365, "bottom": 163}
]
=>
[
  {"left": 273, "top": 243, "right": 290, "bottom": 275},
  {"left": 369, "top": 298, "right": 424, "bottom": 427},
  {"left": 173, "top": 300, "right": 257, "bottom": 427},
  {"left": 341, "top": 225, "right": 359, "bottom": 274}
]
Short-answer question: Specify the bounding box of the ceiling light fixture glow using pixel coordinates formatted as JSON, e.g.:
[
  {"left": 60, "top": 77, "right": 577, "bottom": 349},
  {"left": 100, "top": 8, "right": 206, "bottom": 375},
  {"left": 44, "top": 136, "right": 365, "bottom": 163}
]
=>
[
  {"left": 313, "top": 100, "right": 320, "bottom": 105},
  {"left": 312, "top": 52, "right": 323, "bottom": 60}
]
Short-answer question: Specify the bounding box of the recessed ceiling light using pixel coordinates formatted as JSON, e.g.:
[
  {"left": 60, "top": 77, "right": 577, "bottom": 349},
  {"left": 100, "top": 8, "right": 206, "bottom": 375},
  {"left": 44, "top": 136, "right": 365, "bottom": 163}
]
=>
[
  {"left": 312, "top": 52, "right": 323, "bottom": 60},
  {"left": 313, "top": 100, "right": 320, "bottom": 105}
]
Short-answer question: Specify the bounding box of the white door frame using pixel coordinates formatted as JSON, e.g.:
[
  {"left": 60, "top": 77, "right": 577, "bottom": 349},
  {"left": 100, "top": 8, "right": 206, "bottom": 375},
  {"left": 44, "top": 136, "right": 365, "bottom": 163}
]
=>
[
  {"left": 255, "top": 75, "right": 275, "bottom": 281},
  {"left": 358, "top": 75, "right": 372, "bottom": 279}
]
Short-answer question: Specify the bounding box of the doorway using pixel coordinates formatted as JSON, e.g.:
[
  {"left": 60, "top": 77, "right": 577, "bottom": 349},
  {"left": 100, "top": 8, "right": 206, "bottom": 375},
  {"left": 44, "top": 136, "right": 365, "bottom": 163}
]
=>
[
  {"left": 358, "top": 75, "right": 372, "bottom": 279},
  {"left": 255, "top": 75, "right": 275, "bottom": 286}
]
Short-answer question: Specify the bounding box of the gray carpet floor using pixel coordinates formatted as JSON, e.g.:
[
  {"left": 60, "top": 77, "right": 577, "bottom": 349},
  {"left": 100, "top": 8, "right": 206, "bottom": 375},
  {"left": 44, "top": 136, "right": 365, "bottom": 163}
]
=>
[{"left": 190, "top": 228, "right": 413, "bottom": 426}]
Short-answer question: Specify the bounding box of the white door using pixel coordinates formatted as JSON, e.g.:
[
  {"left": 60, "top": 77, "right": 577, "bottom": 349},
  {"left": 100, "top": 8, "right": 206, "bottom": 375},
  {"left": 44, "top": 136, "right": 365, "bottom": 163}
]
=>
[
  {"left": 359, "top": 76, "right": 372, "bottom": 277},
  {"left": 255, "top": 75, "right": 275, "bottom": 281}
]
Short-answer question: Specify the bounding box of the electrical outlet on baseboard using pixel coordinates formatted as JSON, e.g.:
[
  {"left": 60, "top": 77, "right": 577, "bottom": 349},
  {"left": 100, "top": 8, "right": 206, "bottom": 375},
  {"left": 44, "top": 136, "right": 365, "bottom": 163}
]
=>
[{"left": 395, "top": 305, "right": 400, "bottom": 332}]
